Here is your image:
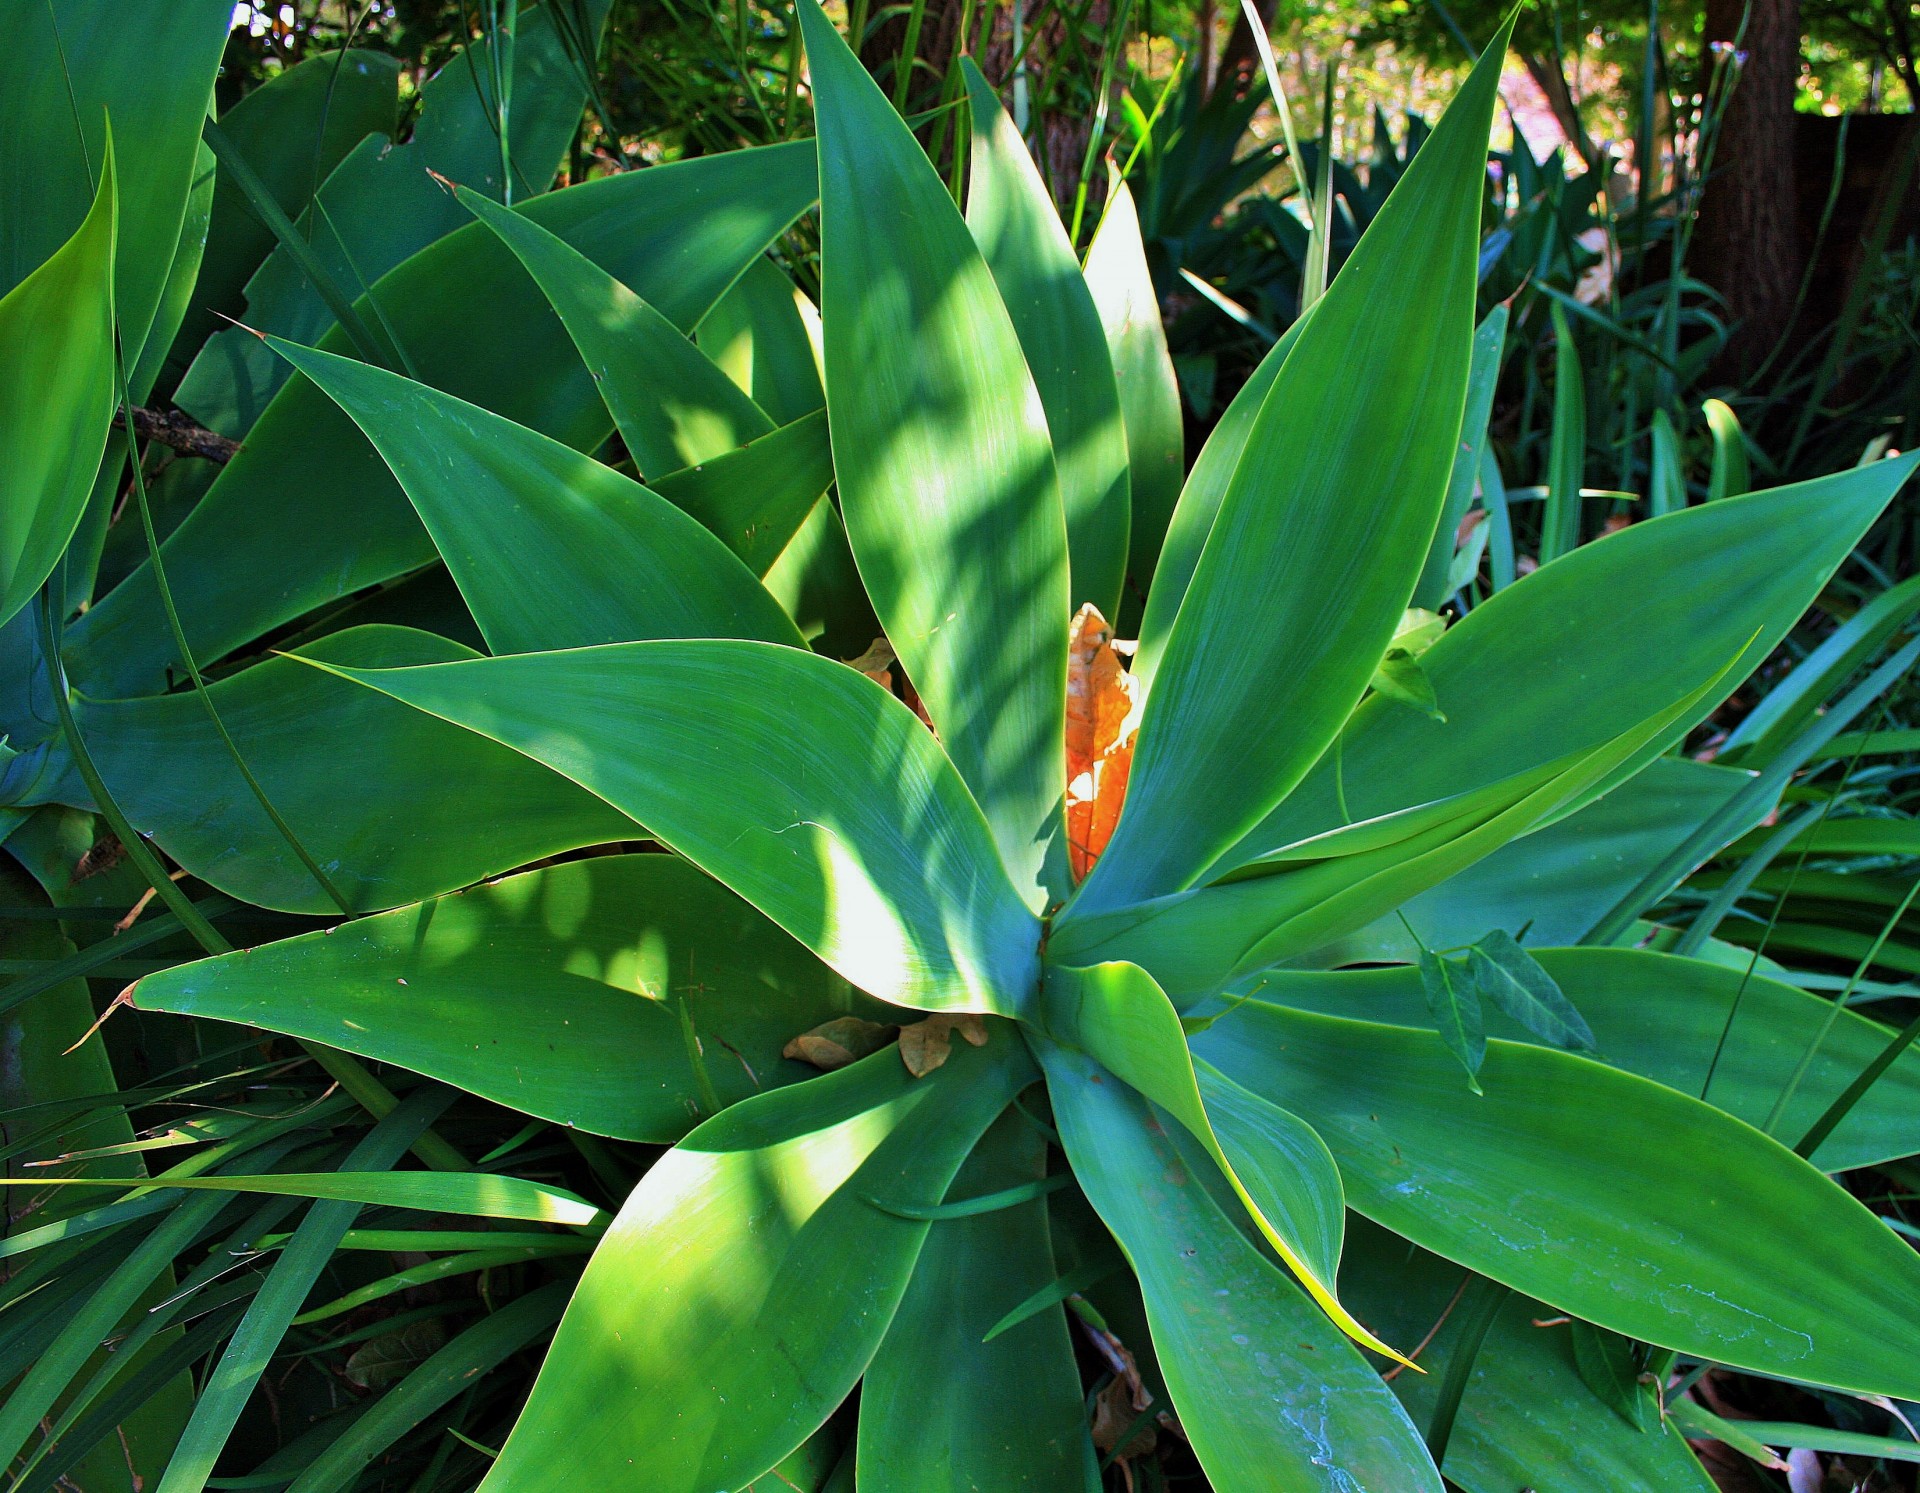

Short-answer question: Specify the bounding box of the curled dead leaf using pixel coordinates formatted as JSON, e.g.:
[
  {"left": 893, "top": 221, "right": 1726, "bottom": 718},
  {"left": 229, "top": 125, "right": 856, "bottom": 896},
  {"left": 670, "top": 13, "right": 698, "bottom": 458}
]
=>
[
  {"left": 1092, "top": 1374, "right": 1158, "bottom": 1462},
  {"left": 1065, "top": 603, "right": 1143, "bottom": 882},
  {"left": 897, "top": 1012, "right": 988, "bottom": 1077},
  {"left": 781, "top": 1016, "right": 898, "bottom": 1071}
]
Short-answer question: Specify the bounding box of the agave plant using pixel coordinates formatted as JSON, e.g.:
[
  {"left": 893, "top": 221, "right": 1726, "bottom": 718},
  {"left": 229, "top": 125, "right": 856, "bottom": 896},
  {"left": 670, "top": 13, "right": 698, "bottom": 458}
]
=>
[{"left": 9, "top": 2, "right": 1920, "bottom": 1490}]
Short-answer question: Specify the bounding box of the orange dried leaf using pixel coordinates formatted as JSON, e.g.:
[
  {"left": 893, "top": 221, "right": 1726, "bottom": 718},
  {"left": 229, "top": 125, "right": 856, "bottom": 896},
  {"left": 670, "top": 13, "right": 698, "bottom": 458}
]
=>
[{"left": 1065, "top": 603, "right": 1142, "bottom": 881}]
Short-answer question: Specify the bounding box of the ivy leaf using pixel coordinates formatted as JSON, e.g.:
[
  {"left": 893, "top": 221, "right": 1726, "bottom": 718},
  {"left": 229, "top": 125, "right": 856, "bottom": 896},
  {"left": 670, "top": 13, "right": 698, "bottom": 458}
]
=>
[
  {"left": 1418, "top": 950, "right": 1484, "bottom": 1092},
  {"left": 1469, "top": 930, "right": 1597, "bottom": 1052},
  {"left": 1568, "top": 1320, "right": 1660, "bottom": 1431},
  {"left": 1369, "top": 608, "right": 1448, "bottom": 720}
]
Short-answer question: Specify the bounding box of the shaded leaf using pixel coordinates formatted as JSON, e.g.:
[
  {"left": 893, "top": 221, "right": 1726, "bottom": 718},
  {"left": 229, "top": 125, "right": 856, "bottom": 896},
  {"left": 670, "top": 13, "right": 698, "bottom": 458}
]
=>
[{"left": 1467, "top": 931, "right": 1595, "bottom": 1051}]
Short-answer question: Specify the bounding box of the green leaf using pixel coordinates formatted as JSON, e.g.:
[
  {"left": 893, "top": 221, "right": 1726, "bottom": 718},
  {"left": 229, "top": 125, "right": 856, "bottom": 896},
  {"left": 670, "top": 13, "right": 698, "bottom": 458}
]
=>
[
  {"left": 173, "top": 1, "right": 609, "bottom": 433},
  {"left": 1053, "top": 662, "right": 1729, "bottom": 997},
  {"left": 1413, "top": 307, "right": 1507, "bottom": 609},
  {"left": 263, "top": 335, "right": 802, "bottom": 653},
  {"left": 1083, "top": 172, "right": 1183, "bottom": 616},
  {"left": 456, "top": 183, "right": 774, "bottom": 477},
  {"left": 0, "top": 135, "right": 116, "bottom": 631},
  {"left": 1247, "top": 946, "right": 1920, "bottom": 1172},
  {"left": 286, "top": 1283, "right": 570, "bottom": 1493},
  {"left": 1419, "top": 950, "right": 1485, "bottom": 1089},
  {"left": 1649, "top": 407, "right": 1686, "bottom": 515},
  {"left": 1193, "top": 1001, "right": 1920, "bottom": 1397},
  {"left": 132, "top": 855, "right": 872, "bottom": 1142},
  {"left": 694, "top": 257, "right": 825, "bottom": 426},
  {"left": 1704, "top": 398, "right": 1750, "bottom": 501},
  {"left": 1567, "top": 1321, "right": 1659, "bottom": 1430},
  {"left": 1038, "top": 1037, "right": 1441, "bottom": 1492},
  {"left": 154, "top": 1089, "right": 451, "bottom": 1493},
  {"left": 1073, "top": 25, "right": 1509, "bottom": 913},
  {"left": 858, "top": 1111, "right": 1097, "bottom": 1491},
  {"left": 1322, "top": 756, "right": 1756, "bottom": 961},
  {"left": 308, "top": 638, "right": 1039, "bottom": 1015},
  {"left": 178, "top": 48, "right": 400, "bottom": 357},
  {"left": 1226, "top": 457, "right": 1919, "bottom": 873},
  {"left": 799, "top": 0, "right": 1068, "bottom": 902},
  {"left": 1720, "top": 571, "right": 1920, "bottom": 766},
  {"left": 1540, "top": 302, "right": 1585, "bottom": 562},
  {"left": 0, "top": 1170, "right": 600, "bottom": 1226},
  {"left": 477, "top": 1031, "right": 1033, "bottom": 1493},
  {"left": 1038, "top": 960, "right": 1391, "bottom": 1357},
  {"left": 13, "top": 627, "right": 636, "bottom": 913},
  {"left": 1340, "top": 1219, "right": 1717, "bottom": 1493},
  {"left": 648, "top": 410, "right": 835, "bottom": 576},
  {"left": 1466, "top": 931, "right": 1594, "bottom": 1051},
  {"left": 69, "top": 137, "right": 818, "bottom": 699},
  {"left": 1193, "top": 1060, "right": 1346, "bottom": 1288},
  {"left": 0, "top": 1, "right": 230, "bottom": 389},
  {"left": 1370, "top": 651, "right": 1445, "bottom": 720},
  {"left": 963, "top": 59, "right": 1130, "bottom": 621},
  {"left": 1130, "top": 314, "right": 1303, "bottom": 690}
]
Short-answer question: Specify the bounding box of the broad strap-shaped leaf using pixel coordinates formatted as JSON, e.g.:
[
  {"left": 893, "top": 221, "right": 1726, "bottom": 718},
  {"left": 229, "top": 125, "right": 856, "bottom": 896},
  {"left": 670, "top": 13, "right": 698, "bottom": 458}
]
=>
[
  {"left": 180, "top": 47, "right": 400, "bottom": 356},
  {"left": 799, "top": 0, "right": 1069, "bottom": 905},
  {"left": 1054, "top": 660, "right": 1728, "bottom": 996},
  {"left": 0, "top": 1, "right": 229, "bottom": 389},
  {"left": 1082, "top": 172, "right": 1183, "bottom": 618},
  {"left": 173, "top": 0, "right": 610, "bottom": 434},
  {"left": 1340, "top": 1219, "right": 1718, "bottom": 1493},
  {"left": 457, "top": 184, "right": 775, "bottom": 477},
  {"left": 1318, "top": 756, "right": 1759, "bottom": 962},
  {"left": 858, "top": 1111, "right": 1097, "bottom": 1492},
  {"left": 1193, "top": 1002, "right": 1920, "bottom": 1398},
  {"left": 649, "top": 409, "right": 835, "bottom": 576},
  {"left": 1412, "top": 305, "right": 1508, "bottom": 610},
  {"left": 1193, "top": 1060, "right": 1345, "bottom": 1286},
  {"left": 0, "top": 1169, "right": 599, "bottom": 1225},
  {"left": 1227, "top": 456, "right": 1919, "bottom": 870},
  {"left": 964, "top": 59, "right": 1130, "bottom": 621},
  {"left": 309, "top": 639, "right": 1040, "bottom": 1015},
  {"left": 477, "top": 1031, "right": 1034, "bottom": 1493},
  {"left": 1038, "top": 1036, "right": 1441, "bottom": 1493},
  {"left": 264, "top": 335, "right": 802, "bottom": 653},
  {"left": 132, "top": 856, "right": 871, "bottom": 1142},
  {"left": 0, "top": 626, "right": 634, "bottom": 914},
  {"left": 1039, "top": 961, "right": 1389, "bottom": 1357},
  {"left": 1131, "top": 314, "right": 1305, "bottom": 690},
  {"left": 69, "top": 139, "right": 819, "bottom": 700},
  {"left": 1246, "top": 947, "right": 1920, "bottom": 1172},
  {"left": 0, "top": 135, "right": 116, "bottom": 631},
  {"left": 694, "top": 256, "right": 826, "bottom": 425},
  {"left": 1073, "top": 24, "right": 1510, "bottom": 914}
]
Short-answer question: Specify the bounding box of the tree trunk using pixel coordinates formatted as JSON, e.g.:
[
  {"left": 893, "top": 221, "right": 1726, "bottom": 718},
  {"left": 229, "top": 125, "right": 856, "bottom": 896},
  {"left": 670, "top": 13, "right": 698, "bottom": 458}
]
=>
[
  {"left": 1211, "top": 0, "right": 1274, "bottom": 101},
  {"left": 1693, "top": 0, "right": 1806, "bottom": 374}
]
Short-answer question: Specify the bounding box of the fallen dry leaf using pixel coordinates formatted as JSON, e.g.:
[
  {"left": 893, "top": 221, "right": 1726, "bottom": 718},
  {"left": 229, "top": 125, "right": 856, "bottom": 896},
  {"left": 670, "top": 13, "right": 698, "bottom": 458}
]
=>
[
  {"left": 781, "top": 1016, "right": 898, "bottom": 1071},
  {"left": 1092, "top": 1373, "right": 1158, "bottom": 1461},
  {"left": 897, "top": 1012, "right": 988, "bottom": 1077},
  {"left": 1065, "top": 603, "right": 1143, "bottom": 881}
]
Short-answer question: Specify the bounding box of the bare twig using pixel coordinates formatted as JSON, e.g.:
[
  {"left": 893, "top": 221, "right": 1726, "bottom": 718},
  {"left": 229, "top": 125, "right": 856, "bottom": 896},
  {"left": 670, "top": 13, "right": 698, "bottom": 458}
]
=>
[{"left": 125, "top": 405, "right": 240, "bottom": 464}]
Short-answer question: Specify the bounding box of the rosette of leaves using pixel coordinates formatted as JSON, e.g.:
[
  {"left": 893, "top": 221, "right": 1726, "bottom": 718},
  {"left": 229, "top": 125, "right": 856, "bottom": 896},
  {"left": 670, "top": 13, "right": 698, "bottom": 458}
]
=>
[{"left": 13, "top": 3, "right": 1920, "bottom": 1490}]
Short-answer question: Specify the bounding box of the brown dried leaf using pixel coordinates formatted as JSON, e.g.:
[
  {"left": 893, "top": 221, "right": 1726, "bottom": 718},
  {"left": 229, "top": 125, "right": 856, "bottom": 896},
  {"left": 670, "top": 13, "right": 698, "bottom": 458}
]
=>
[
  {"left": 781, "top": 1016, "right": 898, "bottom": 1071},
  {"left": 897, "top": 1012, "right": 988, "bottom": 1077},
  {"left": 1091, "top": 1373, "right": 1158, "bottom": 1461},
  {"left": 1065, "top": 603, "right": 1142, "bottom": 881}
]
